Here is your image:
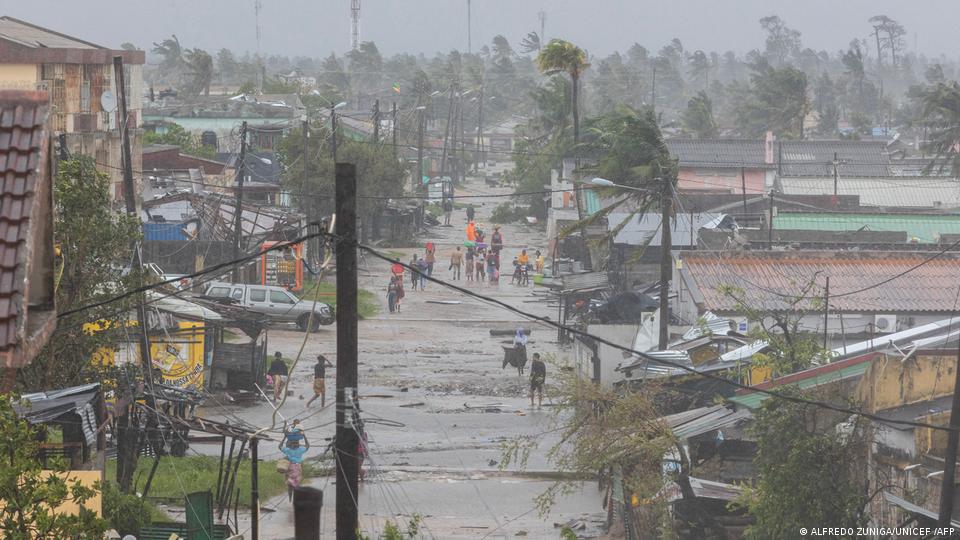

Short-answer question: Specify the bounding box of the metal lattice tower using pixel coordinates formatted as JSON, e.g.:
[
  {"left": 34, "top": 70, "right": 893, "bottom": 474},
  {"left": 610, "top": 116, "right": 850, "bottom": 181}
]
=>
[
  {"left": 351, "top": 0, "right": 361, "bottom": 50},
  {"left": 255, "top": 0, "right": 263, "bottom": 94}
]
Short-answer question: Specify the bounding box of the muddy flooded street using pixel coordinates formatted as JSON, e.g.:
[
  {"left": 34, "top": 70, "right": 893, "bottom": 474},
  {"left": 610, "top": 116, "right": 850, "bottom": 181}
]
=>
[{"left": 197, "top": 176, "right": 604, "bottom": 539}]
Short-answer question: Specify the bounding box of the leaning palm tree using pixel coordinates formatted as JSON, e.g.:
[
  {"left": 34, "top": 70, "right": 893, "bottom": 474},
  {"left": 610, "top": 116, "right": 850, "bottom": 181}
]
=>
[
  {"left": 536, "top": 39, "right": 590, "bottom": 144},
  {"left": 922, "top": 81, "right": 960, "bottom": 176},
  {"left": 184, "top": 48, "right": 214, "bottom": 96}
]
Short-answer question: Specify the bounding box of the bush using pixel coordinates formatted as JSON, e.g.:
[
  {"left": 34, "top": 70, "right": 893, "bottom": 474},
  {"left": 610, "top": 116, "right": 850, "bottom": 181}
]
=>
[
  {"left": 490, "top": 203, "right": 529, "bottom": 224},
  {"left": 100, "top": 480, "right": 153, "bottom": 536}
]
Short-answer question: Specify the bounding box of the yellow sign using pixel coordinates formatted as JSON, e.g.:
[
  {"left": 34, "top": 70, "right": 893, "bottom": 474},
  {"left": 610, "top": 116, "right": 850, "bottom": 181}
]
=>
[{"left": 86, "top": 320, "right": 206, "bottom": 390}]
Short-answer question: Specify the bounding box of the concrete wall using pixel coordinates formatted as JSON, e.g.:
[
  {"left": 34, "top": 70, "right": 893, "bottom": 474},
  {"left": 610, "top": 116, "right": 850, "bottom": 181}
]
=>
[
  {"left": 574, "top": 324, "right": 640, "bottom": 387},
  {"left": 858, "top": 352, "right": 955, "bottom": 413}
]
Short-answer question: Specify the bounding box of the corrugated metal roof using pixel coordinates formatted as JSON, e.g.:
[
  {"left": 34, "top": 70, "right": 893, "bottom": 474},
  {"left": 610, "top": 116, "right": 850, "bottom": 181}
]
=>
[
  {"left": 682, "top": 311, "right": 736, "bottom": 340},
  {"left": 883, "top": 491, "right": 960, "bottom": 528},
  {"left": 662, "top": 405, "right": 752, "bottom": 440},
  {"left": 0, "top": 16, "right": 102, "bottom": 49},
  {"left": 830, "top": 318, "right": 960, "bottom": 360},
  {"left": 560, "top": 271, "right": 609, "bottom": 292},
  {"left": 720, "top": 340, "right": 770, "bottom": 362},
  {"left": 683, "top": 251, "right": 960, "bottom": 313},
  {"left": 666, "top": 139, "right": 767, "bottom": 169},
  {"left": 663, "top": 477, "right": 743, "bottom": 502},
  {"left": 778, "top": 177, "right": 960, "bottom": 208},
  {"left": 729, "top": 360, "right": 871, "bottom": 409},
  {"left": 779, "top": 140, "right": 891, "bottom": 177},
  {"left": 774, "top": 212, "right": 960, "bottom": 243},
  {"left": 609, "top": 212, "right": 723, "bottom": 247}
]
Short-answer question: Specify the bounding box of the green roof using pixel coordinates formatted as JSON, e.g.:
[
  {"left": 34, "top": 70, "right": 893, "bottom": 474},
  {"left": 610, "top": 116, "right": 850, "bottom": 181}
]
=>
[
  {"left": 773, "top": 213, "right": 960, "bottom": 244},
  {"left": 727, "top": 361, "right": 871, "bottom": 410},
  {"left": 583, "top": 190, "right": 602, "bottom": 216}
]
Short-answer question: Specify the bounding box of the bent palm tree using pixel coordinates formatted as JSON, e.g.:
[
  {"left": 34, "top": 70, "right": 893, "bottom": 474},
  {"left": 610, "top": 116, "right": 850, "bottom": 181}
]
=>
[
  {"left": 537, "top": 40, "right": 589, "bottom": 145},
  {"left": 922, "top": 81, "right": 960, "bottom": 176}
]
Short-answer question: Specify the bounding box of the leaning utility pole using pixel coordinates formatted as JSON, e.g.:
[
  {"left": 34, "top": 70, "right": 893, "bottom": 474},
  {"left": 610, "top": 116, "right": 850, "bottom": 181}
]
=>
[
  {"left": 391, "top": 102, "right": 398, "bottom": 160},
  {"left": 475, "top": 86, "right": 484, "bottom": 172},
  {"left": 372, "top": 99, "right": 380, "bottom": 142},
  {"left": 658, "top": 176, "right": 672, "bottom": 350},
  {"left": 416, "top": 108, "right": 425, "bottom": 194},
  {"left": 334, "top": 163, "right": 360, "bottom": 539},
  {"left": 113, "top": 55, "right": 154, "bottom": 492},
  {"left": 938, "top": 337, "right": 960, "bottom": 529},
  {"left": 440, "top": 84, "right": 456, "bottom": 176},
  {"left": 460, "top": 98, "right": 467, "bottom": 183},
  {"left": 232, "top": 121, "right": 248, "bottom": 282},
  {"left": 302, "top": 118, "right": 316, "bottom": 266}
]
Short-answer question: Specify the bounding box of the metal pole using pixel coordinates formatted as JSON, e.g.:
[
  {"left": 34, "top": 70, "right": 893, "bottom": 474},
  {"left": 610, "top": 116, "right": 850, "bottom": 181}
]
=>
[
  {"left": 740, "top": 166, "right": 747, "bottom": 213},
  {"left": 391, "top": 102, "right": 397, "bottom": 160},
  {"left": 833, "top": 151, "right": 839, "bottom": 196},
  {"left": 335, "top": 163, "right": 360, "bottom": 539},
  {"left": 768, "top": 191, "right": 775, "bottom": 250},
  {"left": 476, "top": 86, "right": 484, "bottom": 171},
  {"left": 331, "top": 106, "right": 338, "bottom": 162},
  {"left": 658, "top": 177, "right": 672, "bottom": 350},
  {"left": 823, "top": 276, "right": 830, "bottom": 350},
  {"left": 938, "top": 338, "right": 960, "bottom": 529},
  {"left": 416, "top": 110, "right": 424, "bottom": 194},
  {"left": 372, "top": 99, "right": 380, "bottom": 142},
  {"left": 251, "top": 437, "right": 259, "bottom": 540},
  {"left": 232, "top": 121, "right": 248, "bottom": 282}
]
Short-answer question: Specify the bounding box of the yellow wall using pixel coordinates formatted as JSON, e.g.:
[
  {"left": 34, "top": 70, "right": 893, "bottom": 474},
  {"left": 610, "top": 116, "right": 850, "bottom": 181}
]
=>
[
  {"left": 857, "top": 353, "right": 955, "bottom": 413},
  {"left": 0, "top": 63, "right": 38, "bottom": 89},
  {"left": 43, "top": 470, "right": 103, "bottom": 518},
  {"left": 86, "top": 320, "right": 206, "bottom": 390}
]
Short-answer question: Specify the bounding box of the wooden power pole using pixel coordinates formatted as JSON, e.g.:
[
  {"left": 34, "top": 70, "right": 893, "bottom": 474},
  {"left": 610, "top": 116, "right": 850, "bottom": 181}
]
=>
[
  {"left": 335, "top": 163, "right": 360, "bottom": 539},
  {"left": 658, "top": 176, "right": 672, "bottom": 350},
  {"left": 232, "top": 121, "right": 248, "bottom": 282},
  {"left": 113, "top": 55, "right": 155, "bottom": 492}
]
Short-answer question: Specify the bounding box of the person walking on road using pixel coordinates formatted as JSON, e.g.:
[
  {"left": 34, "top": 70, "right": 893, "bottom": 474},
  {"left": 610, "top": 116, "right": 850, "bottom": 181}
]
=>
[
  {"left": 306, "top": 354, "right": 334, "bottom": 407},
  {"left": 415, "top": 254, "right": 430, "bottom": 290},
  {"left": 410, "top": 254, "right": 421, "bottom": 291},
  {"left": 465, "top": 246, "right": 475, "bottom": 282},
  {"left": 530, "top": 353, "right": 546, "bottom": 408},
  {"left": 491, "top": 226, "right": 504, "bottom": 268},
  {"left": 450, "top": 246, "right": 463, "bottom": 280},
  {"left": 425, "top": 243, "right": 436, "bottom": 277},
  {"left": 535, "top": 250, "right": 545, "bottom": 274},
  {"left": 279, "top": 424, "right": 309, "bottom": 501},
  {"left": 466, "top": 205, "right": 475, "bottom": 223},
  {"left": 475, "top": 249, "right": 486, "bottom": 282},
  {"left": 268, "top": 352, "right": 288, "bottom": 402},
  {"left": 443, "top": 198, "right": 453, "bottom": 225}
]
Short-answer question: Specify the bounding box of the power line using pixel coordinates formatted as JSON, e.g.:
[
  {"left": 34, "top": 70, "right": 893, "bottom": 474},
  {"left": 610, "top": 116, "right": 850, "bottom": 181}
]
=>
[{"left": 339, "top": 233, "right": 960, "bottom": 433}]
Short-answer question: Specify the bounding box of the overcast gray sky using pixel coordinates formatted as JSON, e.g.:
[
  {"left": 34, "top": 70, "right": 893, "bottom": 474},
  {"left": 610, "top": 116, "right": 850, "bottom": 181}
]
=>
[{"left": 6, "top": 0, "right": 959, "bottom": 60}]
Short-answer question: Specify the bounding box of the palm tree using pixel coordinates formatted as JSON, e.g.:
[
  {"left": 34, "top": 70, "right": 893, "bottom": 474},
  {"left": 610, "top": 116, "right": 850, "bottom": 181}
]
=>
[
  {"left": 184, "top": 48, "right": 214, "bottom": 96},
  {"left": 682, "top": 91, "right": 718, "bottom": 138},
  {"left": 536, "top": 39, "right": 589, "bottom": 145},
  {"left": 519, "top": 32, "right": 541, "bottom": 54},
  {"left": 922, "top": 81, "right": 960, "bottom": 176},
  {"left": 152, "top": 35, "right": 184, "bottom": 78}
]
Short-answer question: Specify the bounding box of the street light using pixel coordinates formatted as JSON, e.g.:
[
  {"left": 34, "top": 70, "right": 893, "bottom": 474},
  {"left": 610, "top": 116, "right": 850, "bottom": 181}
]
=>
[
  {"left": 591, "top": 177, "right": 649, "bottom": 193},
  {"left": 329, "top": 101, "right": 347, "bottom": 160}
]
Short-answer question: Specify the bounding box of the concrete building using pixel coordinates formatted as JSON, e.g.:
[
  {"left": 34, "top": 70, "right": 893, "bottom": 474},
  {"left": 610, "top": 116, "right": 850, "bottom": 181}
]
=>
[{"left": 0, "top": 16, "right": 144, "bottom": 200}]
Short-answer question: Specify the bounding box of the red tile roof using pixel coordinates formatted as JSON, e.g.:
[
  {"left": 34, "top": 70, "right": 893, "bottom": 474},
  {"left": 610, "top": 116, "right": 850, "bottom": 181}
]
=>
[
  {"left": 682, "top": 251, "right": 960, "bottom": 313},
  {"left": 0, "top": 90, "right": 48, "bottom": 351}
]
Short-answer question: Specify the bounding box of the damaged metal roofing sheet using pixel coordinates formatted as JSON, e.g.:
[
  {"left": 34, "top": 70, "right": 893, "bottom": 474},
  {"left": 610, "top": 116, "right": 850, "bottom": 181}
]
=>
[{"left": 662, "top": 404, "right": 752, "bottom": 440}]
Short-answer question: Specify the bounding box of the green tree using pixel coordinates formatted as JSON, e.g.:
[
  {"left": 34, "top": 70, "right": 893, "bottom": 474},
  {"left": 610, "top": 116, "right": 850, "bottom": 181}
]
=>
[
  {"left": 216, "top": 48, "right": 239, "bottom": 83},
  {"left": 681, "top": 91, "right": 718, "bottom": 138},
  {"left": 687, "top": 50, "right": 711, "bottom": 90},
  {"left": 734, "top": 61, "right": 808, "bottom": 138},
  {"left": 17, "top": 156, "right": 141, "bottom": 390},
  {"left": 519, "top": 31, "right": 542, "bottom": 54},
  {"left": 143, "top": 123, "right": 215, "bottom": 159},
  {"left": 742, "top": 389, "right": 870, "bottom": 539},
  {"left": 921, "top": 81, "right": 960, "bottom": 175},
  {"left": 759, "top": 15, "right": 801, "bottom": 66},
  {"left": 0, "top": 394, "right": 108, "bottom": 538},
  {"left": 537, "top": 39, "right": 590, "bottom": 145},
  {"left": 183, "top": 48, "right": 214, "bottom": 96},
  {"left": 151, "top": 35, "right": 186, "bottom": 83}
]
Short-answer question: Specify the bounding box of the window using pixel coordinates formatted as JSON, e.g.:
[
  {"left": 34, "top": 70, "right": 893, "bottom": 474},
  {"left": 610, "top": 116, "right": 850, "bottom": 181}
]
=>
[
  {"left": 249, "top": 289, "right": 267, "bottom": 302},
  {"left": 231, "top": 289, "right": 243, "bottom": 300},
  {"left": 208, "top": 286, "right": 230, "bottom": 297},
  {"left": 270, "top": 290, "right": 295, "bottom": 304}
]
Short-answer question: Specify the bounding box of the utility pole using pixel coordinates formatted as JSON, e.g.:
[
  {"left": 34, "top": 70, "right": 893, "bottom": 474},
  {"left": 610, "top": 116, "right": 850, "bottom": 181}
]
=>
[
  {"left": 302, "top": 118, "right": 315, "bottom": 265},
  {"left": 330, "top": 104, "right": 338, "bottom": 161},
  {"left": 658, "top": 177, "right": 672, "bottom": 350},
  {"left": 538, "top": 11, "right": 547, "bottom": 46},
  {"left": 938, "top": 336, "right": 960, "bottom": 529},
  {"left": 334, "top": 163, "right": 360, "bottom": 540},
  {"left": 740, "top": 166, "right": 747, "bottom": 213},
  {"left": 113, "top": 55, "right": 154, "bottom": 492},
  {"left": 823, "top": 276, "right": 830, "bottom": 350},
  {"left": 250, "top": 437, "right": 259, "bottom": 540},
  {"left": 768, "top": 190, "right": 775, "bottom": 250},
  {"left": 832, "top": 152, "right": 840, "bottom": 197},
  {"left": 372, "top": 99, "right": 380, "bottom": 142},
  {"left": 440, "top": 84, "right": 456, "bottom": 176},
  {"left": 416, "top": 108, "right": 424, "bottom": 193},
  {"left": 651, "top": 65, "right": 656, "bottom": 112},
  {"left": 391, "top": 102, "right": 398, "bottom": 160},
  {"left": 460, "top": 98, "right": 466, "bottom": 183},
  {"left": 475, "top": 86, "right": 484, "bottom": 172},
  {"left": 466, "top": 0, "right": 472, "bottom": 54},
  {"left": 232, "top": 121, "right": 248, "bottom": 282}
]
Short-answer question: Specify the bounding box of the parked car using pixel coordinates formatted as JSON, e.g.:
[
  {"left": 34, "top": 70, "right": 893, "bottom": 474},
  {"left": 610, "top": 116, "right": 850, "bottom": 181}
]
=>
[{"left": 202, "top": 282, "right": 334, "bottom": 331}]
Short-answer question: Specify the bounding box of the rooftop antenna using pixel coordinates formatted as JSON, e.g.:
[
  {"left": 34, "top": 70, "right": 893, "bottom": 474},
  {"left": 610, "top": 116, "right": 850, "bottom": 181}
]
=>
[
  {"left": 255, "top": 0, "right": 263, "bottom": 95},
  {"left": 351, "top": 0, "right": 361, "bottom": 50}
]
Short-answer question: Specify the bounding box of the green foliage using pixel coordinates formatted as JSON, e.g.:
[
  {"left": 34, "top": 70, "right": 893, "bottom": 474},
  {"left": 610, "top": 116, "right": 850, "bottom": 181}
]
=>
[
  {"left": 99, "top": 480, "right": 155, "bottom": 535},
  {"left": 143, "top": 123, "right": 216, "bottom": 159},
  {"left": 489, "top": 203, "right": 529, "bottom": 224},
  {"left": 0, "top": 394, "right": 108, "bottom": 538},
  {"left": 740, "top": 389, "right": 870, "bottom": 539},
  {"left": 358, "top": 514, "right": 422, "bottom": 540},
  {"left": 183, "top": 48, "right": 214, "bottom": 96},
  {"left": 921, "top": 81, "right": 960, "bottom": 176},
  {"left": 17, "top": 156, "right": 141, "bottom": 391},
  {"left": 500, "top": 355, "right": 671, "bottom": 515},
  {"left": 682, "top": 91, "right": 718, "bottom": 138},
  {"left": 297, "top": 281, "right": 380, "bottom": 319},
  {"left": 734, "top": 61, "right": 808, "bottom": 137}
]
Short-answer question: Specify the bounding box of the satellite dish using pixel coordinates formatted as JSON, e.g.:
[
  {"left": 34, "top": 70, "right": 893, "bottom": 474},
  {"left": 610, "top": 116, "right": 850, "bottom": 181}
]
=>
[{"left": 100, "top": 90, "right": 117, "bottom": 112}]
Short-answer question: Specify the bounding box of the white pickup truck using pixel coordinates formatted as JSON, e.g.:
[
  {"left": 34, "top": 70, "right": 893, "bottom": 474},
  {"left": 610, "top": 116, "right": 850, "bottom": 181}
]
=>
[{"left": 202, "top": 282, "right": 334, "bottom": 331}]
